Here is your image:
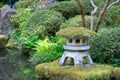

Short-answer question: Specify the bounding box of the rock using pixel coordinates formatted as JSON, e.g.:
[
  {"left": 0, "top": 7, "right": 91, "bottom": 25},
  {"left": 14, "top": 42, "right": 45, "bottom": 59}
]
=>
[
  {"left": 0, "top": 34, "right": 9, "bottom": 48},
  {"left": 0, "top": 5, "right": 16, "bottom": 36}
]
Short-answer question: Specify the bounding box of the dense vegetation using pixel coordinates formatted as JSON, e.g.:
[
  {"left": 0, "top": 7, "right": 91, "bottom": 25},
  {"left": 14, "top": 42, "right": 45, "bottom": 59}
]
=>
[
  {"left": 49, "top": 0, "right": 92, "bottom": 19},
  {"left": 60, "top": 15, "right": 98, "bottom": 29},
  {"left": 0, "top": 0, "right": 120, "bottom": 80},
  {"left": 89, "top": 28, "right": 120, "bottom": 67}
]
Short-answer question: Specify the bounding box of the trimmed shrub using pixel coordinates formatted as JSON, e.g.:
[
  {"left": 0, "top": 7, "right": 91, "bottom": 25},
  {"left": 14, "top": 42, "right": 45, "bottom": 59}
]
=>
[
  {"left": 103, "top": 6, "right": 120, "bottom": 28},
  {"left": 19, "top": 10, "right": 65, "bottom": 54},
  {"left": 89, "top": 28, "right": 120, "bottom": 67},
  {"left": 60, "top": 15, "right": 98, "bottom": 29},
  {"left": 15, "top": 0, "right": 36, "bottom": 9},
  {"left": 15, "top": 0, "right": 54, "bottom": 10},
  {"left": 49, "top": 0, "right": 92, "bottom": 19},
  {"left": 24, "top": 10, "right": 65, "bottom": 38},
  {"left": 35, "top": 59, "right": 118, "bottom": 80}
]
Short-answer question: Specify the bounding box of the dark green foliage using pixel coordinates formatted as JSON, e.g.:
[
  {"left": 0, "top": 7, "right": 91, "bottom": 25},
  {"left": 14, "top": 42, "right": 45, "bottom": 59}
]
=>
[
  {"left": 60, "top": 15, "right": 100, "bottom": 29},
  {"left": 19, "top": 10, "right": 65, "bottom": 54},
  {"left": 103, "top": 6, "right": 120, "bottom": 28},
  {"left": 0, "top": 3, "right": 4, "bottom": 8},
  {"left": 89, "top": 28, "right": 120, "bottom": 67},
  {"left": 24, "top": 10, "right": 65, "bottom": 38},
  {"left": 60, "top": 15, "right": 91, "bottom": 29},
  {"left": 49, "top": 0, "right": 92, "bottom": 19}
]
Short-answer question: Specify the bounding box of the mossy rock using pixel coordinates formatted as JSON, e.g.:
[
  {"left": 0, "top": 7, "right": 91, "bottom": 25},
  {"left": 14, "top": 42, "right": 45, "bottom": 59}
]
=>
[
  {"left": 36, "top": 59, "right": 120, "bottom": 80},
  {"left": 0, "top": 34, "right": 8, "bottom": 48},
  {"left": 56, "top": 27, "right": 96, "bottom": 38}
]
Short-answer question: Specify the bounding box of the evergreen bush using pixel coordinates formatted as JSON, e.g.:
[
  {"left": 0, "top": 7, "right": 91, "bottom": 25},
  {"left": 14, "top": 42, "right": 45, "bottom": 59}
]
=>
[
  {"left": 49, "top": 0, "right": 92, "bottom": 19},
  {"left": 89, "top": 28, "right": 120, "bottom": 67},
  {"left": 60, "top": 15, "right": 98, "bottom": 29},
  {"left": 24, "top": 10, "right": 65, "bottom": 38},
  {"left": 19, "top": 10, "right": 65, "bottom": 54},
  {"left": 103, "top": 6, "right": 120, "bottom": 28}
]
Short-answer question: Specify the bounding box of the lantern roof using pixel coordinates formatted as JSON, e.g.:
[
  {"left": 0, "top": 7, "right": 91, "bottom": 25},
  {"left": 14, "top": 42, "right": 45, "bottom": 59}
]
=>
[{"left": 56, "top": 27, "right": 96, "bottom": 38}]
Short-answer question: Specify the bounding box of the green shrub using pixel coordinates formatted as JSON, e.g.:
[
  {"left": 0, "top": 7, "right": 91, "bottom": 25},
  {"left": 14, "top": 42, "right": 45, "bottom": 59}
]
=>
[
  {"left": 15, "top": 0, "right": 53, "bottom": 10},
  {"left": 15, "top": 0, "right": 34, "bottom": 9},
  {"left": 0, "top": 3, "right": 4, "bottom": 8},
  {"left": 60, "top": 15, "right": 98, "bottom": 29},
  {"left": 29, "top": 37, "right": 65, "bottom": 64},
  {"left": 24, "top": 10, "right": 65, "bottom": 38},
  {"left": 49, "top": 0, "right": 92, "bottom": 19},
  {"left": 89, "top": 28, "right": 120, "bottom": 67},
  {"left": 18, "top": 10, "right": 65, "bottom": 54},
  {"left": 103, "top": 6, "right": 120, "bottom": 28},
  {"left": 10, "top": 8, "right": 31, "bottom": 29},
  {"left": 7, "top": 8, "right": 31, "bottom": 48}
]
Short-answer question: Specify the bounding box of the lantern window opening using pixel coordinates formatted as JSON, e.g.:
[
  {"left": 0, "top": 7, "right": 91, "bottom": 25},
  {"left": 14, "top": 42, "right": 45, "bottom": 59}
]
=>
[
  {"left": 76, "top": 39, "right": 80, "bottom": 43},
  {"left": 69, "top": 39, "right": 73, "bottom": 43}
]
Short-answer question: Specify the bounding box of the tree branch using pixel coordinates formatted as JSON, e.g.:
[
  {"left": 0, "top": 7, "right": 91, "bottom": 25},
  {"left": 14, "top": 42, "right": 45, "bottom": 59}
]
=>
[
  {"left": 94, "top": 0, "right": 110, "bottom": 32},
  {"left": 107, "top": 0, "right": 120, "bottom": 10},
  {"left": 76, "top": 0, "right": 86, "bottom": 28},
  {"left": 90, "top": 0, "right": 98, "bottom": 30}
]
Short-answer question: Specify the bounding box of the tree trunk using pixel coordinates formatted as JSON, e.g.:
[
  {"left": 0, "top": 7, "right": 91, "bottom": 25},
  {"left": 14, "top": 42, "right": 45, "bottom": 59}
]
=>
[
  {"left": 76, "top": 0, "right": 86, "bottom": 28},
  {"left": 90, "top": 0, "right": 98, "bottom": 31},
  {"left": 94, "top": 0, "right": 110, "bottom": 32}
]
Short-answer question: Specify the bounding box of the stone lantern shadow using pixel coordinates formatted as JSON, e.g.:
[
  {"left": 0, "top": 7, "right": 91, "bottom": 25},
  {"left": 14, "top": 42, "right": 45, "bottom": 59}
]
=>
[{"left": 56, "top": 27, "right": 96, "bottom": 67}]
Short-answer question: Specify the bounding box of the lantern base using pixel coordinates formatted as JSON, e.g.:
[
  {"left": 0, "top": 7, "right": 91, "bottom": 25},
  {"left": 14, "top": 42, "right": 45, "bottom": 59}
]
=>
[{"left": 59, "top": 51, "right": 93, "bottom": 67}]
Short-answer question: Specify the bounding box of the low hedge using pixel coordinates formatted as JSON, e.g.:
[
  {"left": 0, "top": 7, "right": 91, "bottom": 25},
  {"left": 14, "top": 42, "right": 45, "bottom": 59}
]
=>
[
  {"left": 89, "top": 28, "right": 120, "bottom": 67},
  {"left": 36, "top": 59, "right": 120, "bottom": 80}
]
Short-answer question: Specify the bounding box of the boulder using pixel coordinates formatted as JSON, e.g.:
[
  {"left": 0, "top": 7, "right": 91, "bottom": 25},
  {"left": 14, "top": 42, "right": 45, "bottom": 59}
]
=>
[
  {"left": 0, "top": 34, "right": 9, "bottom": 48},
  {"left": 0, "top": 5, "right": 16, "bottom": 36}
]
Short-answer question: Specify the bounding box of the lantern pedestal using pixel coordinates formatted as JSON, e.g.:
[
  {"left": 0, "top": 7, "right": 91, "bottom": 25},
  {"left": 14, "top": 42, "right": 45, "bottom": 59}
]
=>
[{"left": 59, "top": 45, "right": 93, "bottom": 67}]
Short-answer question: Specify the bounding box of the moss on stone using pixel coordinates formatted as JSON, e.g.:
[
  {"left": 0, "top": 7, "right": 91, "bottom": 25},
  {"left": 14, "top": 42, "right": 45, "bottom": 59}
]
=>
[
  {"left": 0, "top": 34, "right": 8, "bottom": 48},
  {"left": 35, "top": 59, "right": 120, "bottom": 80},
  {"left": 56, "top": 27, "right": 96, "bottom": 38}
]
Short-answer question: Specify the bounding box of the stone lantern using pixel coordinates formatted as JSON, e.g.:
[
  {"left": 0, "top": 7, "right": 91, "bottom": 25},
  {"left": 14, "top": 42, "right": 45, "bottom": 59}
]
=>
[{"left": 56, "top": 27, "right": 96, "bottom": 67}]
